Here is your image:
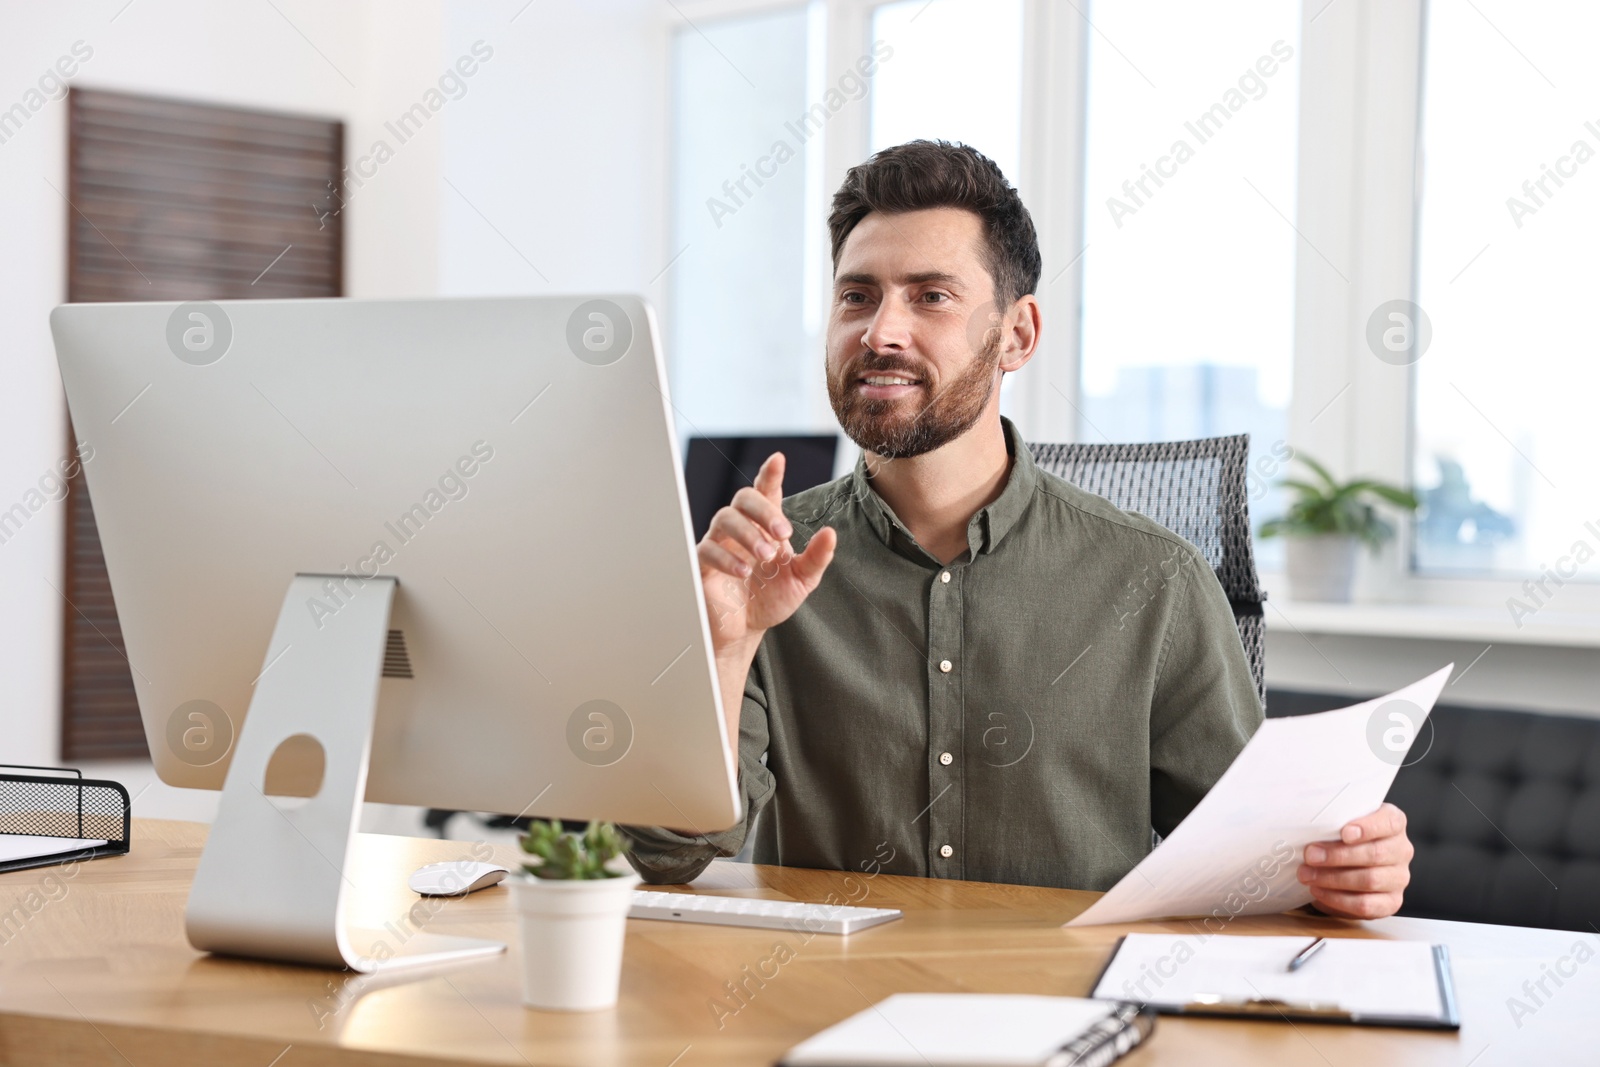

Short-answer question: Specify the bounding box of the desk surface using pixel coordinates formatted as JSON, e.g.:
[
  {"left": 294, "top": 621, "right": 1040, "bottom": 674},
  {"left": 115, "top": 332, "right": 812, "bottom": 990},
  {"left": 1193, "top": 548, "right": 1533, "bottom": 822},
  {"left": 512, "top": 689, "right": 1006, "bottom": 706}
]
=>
[{"left": 0, "top": 820, "right": 1588, "bottom": 1066}]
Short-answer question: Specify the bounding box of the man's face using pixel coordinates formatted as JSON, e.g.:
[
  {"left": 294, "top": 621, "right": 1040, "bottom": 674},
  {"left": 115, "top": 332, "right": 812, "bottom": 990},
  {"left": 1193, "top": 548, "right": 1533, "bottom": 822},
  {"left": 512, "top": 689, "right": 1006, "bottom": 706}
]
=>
[{"left": 826, "top": 207, "right": 1005, "bottom": 459}]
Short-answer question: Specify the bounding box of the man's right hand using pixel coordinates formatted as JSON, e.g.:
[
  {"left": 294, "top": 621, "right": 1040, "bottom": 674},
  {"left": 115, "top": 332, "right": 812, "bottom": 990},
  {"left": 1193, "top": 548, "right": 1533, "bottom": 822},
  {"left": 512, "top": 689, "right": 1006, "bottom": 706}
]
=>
[
  {"left": 698, "top": 453, "right": 835, "bottom": 753},
  {"left": 698, "top": 453, "right": 837, "bottom": 657}
]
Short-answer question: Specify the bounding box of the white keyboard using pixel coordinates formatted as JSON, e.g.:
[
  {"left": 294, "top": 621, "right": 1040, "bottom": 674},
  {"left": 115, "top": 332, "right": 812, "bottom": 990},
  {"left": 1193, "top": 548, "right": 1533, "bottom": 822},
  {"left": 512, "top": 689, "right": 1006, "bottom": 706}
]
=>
[{"left": 629, "top": 890, "right": 902, "bottom": 935}]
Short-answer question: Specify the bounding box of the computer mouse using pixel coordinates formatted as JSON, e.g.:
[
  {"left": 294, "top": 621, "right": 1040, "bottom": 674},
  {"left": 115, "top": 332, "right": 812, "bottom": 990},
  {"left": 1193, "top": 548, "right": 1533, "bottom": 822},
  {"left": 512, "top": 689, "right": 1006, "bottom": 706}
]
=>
[{"left": 409, "top": 860, "right": 510, "bottom": 897}]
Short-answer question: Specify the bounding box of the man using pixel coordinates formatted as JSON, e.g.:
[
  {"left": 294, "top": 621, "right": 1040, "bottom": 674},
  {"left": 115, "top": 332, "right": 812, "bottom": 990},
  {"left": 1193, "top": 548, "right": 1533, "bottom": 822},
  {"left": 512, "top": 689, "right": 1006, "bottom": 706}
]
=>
[{"left": 625, "top": 141, "right": 1413, "bottom": 920}]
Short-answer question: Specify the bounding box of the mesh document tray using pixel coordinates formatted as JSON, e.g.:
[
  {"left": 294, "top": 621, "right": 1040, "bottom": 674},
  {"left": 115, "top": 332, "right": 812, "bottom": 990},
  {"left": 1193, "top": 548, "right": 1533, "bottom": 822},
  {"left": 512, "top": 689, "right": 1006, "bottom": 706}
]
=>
[{"left": 0, "top": 765, "right": 131, "bottom": 873}]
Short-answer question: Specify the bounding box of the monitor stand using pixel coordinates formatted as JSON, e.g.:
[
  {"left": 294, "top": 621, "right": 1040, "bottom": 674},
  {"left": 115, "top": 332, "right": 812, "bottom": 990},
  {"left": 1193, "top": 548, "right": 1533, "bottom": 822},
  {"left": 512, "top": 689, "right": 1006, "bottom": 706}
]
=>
[{"left": 185, "top": 574, "right": 506, "bottom": 972}]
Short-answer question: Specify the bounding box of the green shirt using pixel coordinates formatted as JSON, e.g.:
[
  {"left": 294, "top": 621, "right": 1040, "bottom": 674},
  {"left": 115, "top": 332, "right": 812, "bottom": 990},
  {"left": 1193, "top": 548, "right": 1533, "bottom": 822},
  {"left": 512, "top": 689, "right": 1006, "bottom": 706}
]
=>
[{"left": 623, "top": 418, "right": 1262, "bottom": 889}]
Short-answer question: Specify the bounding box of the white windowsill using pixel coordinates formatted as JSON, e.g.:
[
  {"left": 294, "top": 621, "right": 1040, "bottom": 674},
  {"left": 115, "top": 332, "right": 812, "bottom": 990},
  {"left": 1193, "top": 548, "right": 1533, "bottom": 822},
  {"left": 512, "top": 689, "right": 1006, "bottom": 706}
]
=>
[{"left": 1263, "top": 599, "right": 1600, "bottom": 650}]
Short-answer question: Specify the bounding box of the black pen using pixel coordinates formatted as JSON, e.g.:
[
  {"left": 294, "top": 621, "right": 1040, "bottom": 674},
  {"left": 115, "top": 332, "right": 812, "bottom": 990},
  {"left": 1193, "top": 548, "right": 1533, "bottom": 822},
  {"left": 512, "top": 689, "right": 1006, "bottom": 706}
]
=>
[{"left": 1287, "top": 937, "right": 1328, "bottom": 972}]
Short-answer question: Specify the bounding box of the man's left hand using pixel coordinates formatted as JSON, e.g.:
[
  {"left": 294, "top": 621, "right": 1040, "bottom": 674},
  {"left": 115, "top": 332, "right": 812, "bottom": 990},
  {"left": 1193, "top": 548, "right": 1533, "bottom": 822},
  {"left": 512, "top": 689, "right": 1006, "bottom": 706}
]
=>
[{"left": 1297, "top": 802, "right": 1413, "bottom": 919}]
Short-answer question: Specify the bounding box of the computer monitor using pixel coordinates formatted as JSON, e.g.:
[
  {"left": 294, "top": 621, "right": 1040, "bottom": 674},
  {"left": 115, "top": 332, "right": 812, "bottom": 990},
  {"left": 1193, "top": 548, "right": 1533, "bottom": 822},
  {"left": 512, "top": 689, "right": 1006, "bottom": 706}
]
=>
[
  {"left": 50, "top": 295, "right": 738, "bottom": 970},
  {"left": 685, "top": 435, "right": 839, "bottom": 542}
]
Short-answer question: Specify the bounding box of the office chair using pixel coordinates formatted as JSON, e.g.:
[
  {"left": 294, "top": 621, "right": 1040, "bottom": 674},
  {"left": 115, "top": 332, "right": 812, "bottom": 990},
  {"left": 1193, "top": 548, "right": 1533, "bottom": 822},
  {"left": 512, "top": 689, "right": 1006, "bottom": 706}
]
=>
[{"left": 1029, "top": 434, "right": 1267, "bottom": 709}]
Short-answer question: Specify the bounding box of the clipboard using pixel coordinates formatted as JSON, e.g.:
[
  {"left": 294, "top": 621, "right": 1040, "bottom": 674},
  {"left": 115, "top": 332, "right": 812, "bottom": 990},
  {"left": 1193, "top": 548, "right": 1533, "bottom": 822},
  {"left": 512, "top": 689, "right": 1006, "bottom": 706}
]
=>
[{"left": 1088, "top": 933, "right": 1461, "bottom": 1031}]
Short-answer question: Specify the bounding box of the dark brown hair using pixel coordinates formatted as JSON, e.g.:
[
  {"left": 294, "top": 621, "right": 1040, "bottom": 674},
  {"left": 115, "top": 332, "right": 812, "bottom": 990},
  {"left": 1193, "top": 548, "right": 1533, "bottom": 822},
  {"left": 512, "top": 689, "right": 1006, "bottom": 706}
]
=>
[{"left": 828, "top": 140, "right": 1041, "bottom": 307}]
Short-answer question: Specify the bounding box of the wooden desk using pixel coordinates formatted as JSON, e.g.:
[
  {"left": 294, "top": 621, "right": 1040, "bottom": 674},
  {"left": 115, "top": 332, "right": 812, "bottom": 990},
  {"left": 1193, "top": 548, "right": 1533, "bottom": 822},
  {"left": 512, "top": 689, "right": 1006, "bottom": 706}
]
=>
[{"left": 0, "top": 820, "right": 1589, "bottom": 1066}]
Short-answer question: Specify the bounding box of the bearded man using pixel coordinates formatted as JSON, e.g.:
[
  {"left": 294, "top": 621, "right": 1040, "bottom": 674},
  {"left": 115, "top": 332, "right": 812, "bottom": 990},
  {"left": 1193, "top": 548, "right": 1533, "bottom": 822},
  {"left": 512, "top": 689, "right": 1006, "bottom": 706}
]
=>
[{"left": 622, "top": 140, "right": 1414, "bottom": 920}]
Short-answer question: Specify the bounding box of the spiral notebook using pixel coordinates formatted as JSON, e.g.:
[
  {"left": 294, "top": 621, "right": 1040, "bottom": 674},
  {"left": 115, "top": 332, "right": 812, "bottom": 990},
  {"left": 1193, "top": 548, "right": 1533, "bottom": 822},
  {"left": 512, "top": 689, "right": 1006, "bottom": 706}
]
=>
[{"left": 778, "top": 994, "right": 1155, "bottom": 1067}]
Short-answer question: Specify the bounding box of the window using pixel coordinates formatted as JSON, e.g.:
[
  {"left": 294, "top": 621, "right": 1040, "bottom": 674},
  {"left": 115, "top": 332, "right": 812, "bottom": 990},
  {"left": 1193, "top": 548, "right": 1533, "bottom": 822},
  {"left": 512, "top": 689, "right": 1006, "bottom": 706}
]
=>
[
  {"left": 869, "top": 0, "right": 1024, "bottom": 415},
  {"left": 1412, "top": 0, "right": 1600, "bottom": 580},
  {"left": 668, "top": 4, "right": 822, "bottom": 436},
  {"left": 1077, "top": 1, "right": 1301, "bottom": 558},
  {"left": 661, "top": 0, "right": 1590, "bottom": 614},
  {"left": 868, "top": 0, "right": 1024, "bottom": 184},
  {"left": 669, "top": 0, "right": 1027, "bottom": 440}
]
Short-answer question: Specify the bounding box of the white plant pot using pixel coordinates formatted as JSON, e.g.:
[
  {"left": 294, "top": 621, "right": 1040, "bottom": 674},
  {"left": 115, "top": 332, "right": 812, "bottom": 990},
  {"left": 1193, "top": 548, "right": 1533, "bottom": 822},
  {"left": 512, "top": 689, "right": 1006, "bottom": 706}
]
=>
[
  {"left": 509, "top": 871, "right": 640, "bottom": 1012},
  {"left": 1284, "top": 534, "right": 1360, "bottom": 603}
]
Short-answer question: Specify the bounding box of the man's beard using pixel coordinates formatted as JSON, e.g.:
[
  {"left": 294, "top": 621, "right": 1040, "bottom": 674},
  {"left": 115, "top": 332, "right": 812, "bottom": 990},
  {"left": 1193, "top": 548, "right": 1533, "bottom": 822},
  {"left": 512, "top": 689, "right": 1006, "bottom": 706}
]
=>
[{"left": 827, "top": 332, "right": 1002, "bottom": 460}]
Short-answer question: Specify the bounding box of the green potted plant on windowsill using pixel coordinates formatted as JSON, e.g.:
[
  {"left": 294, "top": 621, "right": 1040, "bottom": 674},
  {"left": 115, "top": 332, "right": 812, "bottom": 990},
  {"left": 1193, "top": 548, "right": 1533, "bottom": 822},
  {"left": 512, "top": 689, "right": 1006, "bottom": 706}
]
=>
[
  {"left": 1261, "top": 454, "right": 1419, "bottom": 603},
  {"left": 510, "top": 819, "right": 639, "bottom": 1012}
]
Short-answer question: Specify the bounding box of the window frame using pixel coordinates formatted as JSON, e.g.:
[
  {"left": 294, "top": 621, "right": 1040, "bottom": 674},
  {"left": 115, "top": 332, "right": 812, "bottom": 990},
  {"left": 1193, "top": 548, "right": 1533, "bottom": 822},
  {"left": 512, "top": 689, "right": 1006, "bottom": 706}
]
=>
[
  {"left": 1291, "top": 0, "right": 1600, "bottom": 612},
  {"left": 666, "top": 0, "right": 1085, "bottom": 440}
]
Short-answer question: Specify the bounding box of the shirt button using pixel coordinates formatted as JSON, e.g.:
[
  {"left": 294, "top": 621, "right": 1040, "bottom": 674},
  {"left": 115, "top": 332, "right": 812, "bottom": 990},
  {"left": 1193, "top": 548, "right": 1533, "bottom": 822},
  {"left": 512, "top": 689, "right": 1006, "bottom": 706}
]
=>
[
  {"left": 939, "top": 844, "right": 954, "bottom": 859},
  {"left": 939, "top": 752, "right": 953, "bottom": 766},
  {"left": 938, "top": 659, "right": 953, "bottom": 673},
  {"left": 940, "top": 571, "right": 951, "bottom": 584}
]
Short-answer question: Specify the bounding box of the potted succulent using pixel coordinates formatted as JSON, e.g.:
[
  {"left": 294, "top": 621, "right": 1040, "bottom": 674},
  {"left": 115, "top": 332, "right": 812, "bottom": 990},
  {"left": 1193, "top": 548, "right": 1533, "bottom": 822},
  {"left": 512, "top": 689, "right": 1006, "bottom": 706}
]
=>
[
  {"left": 510, "top": 819, "right": 640, "bottom": 1011},
  {"left": 1260, "top": 454, "right": 1419, "bottom": 602}
]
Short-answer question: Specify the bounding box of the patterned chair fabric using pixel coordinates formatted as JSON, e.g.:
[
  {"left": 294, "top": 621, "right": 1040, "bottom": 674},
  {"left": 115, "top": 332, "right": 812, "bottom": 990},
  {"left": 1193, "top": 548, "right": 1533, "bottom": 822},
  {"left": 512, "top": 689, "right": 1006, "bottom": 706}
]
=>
[{"left": 1028, "top": 435, "right": 1266, "bottom": 709}]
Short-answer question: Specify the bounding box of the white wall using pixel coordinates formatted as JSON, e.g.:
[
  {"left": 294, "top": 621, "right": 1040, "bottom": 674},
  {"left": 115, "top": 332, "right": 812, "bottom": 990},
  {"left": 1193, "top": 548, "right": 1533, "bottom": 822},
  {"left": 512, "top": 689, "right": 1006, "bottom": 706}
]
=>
[
  {"left": 439, "top": 0, "right": 669, "bottom": 300},
  {"left": 0, "top": 0, "right": 672, "bottom": 827},
  {"left": 0, "top": 0, "right": 445, "bottom": 768}
]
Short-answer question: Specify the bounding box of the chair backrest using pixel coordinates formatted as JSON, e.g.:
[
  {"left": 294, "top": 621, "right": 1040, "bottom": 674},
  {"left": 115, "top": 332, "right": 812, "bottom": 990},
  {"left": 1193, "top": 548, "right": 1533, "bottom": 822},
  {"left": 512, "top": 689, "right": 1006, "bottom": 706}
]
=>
[{"left": 1028, "top": 434, "right": 1266, "bottom": 709}]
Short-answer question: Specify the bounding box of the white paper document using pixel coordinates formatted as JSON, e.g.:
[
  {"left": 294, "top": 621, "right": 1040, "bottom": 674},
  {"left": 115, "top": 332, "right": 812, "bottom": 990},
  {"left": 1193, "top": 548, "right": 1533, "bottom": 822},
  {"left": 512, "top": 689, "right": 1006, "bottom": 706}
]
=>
[
  {"left": 0, "top": 834, "right": 107, "bottom": 864},
  {"left": 1067, "top": 665, "right": 1451, "bottom": 927},
  {"left": 1092, "top": 933, "right": 1448, "bottom": 1021}
]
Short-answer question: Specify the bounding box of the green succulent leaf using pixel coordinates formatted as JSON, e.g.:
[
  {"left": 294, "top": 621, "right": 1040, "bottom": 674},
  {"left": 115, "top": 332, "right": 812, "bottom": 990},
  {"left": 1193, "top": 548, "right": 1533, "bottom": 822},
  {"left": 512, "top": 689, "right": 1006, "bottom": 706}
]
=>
[{"left": 518, "top": 819, "right": 630, "bottom": 880}]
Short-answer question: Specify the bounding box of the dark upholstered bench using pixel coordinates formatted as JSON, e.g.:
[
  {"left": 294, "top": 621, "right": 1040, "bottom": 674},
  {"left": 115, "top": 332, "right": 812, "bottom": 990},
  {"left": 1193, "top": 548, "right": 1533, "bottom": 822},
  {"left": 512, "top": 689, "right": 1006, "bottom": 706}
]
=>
[{"left": 1269, "top": 690, "right": 1600, "bottom": 932}]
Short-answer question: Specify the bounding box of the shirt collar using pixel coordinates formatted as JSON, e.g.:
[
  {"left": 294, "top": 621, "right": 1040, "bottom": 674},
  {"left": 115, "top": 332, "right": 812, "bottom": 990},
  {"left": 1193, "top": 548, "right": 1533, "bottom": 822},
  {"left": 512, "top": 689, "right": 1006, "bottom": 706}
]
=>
[{"left": 850, "top": 416, "right": 1040, "bottom": 562}]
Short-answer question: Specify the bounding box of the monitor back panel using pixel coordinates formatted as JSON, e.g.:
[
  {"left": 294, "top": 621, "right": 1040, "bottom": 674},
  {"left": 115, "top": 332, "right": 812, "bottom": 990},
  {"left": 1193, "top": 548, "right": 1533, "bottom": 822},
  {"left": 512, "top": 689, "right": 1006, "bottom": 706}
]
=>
[{"left": 50, "top": 296, "right": 738, "bottom": 833}]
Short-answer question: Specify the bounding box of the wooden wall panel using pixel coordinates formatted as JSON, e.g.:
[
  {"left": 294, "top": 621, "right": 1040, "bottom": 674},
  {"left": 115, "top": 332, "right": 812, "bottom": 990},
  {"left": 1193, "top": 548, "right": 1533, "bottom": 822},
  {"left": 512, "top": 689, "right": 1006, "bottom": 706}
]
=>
[{"left": 62, "top": 88, "right": 343, "bottom": 760}]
